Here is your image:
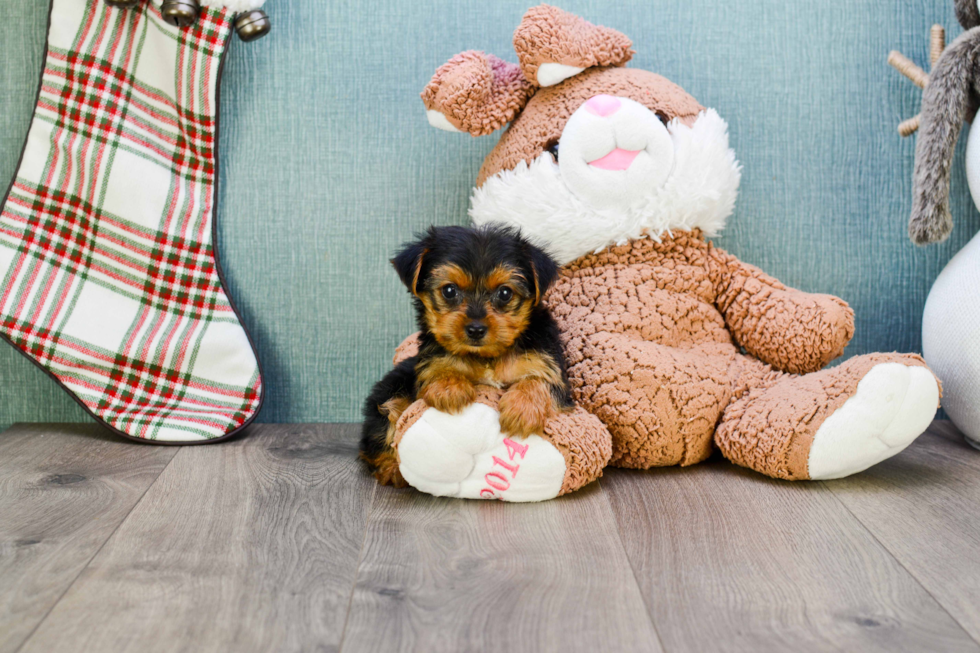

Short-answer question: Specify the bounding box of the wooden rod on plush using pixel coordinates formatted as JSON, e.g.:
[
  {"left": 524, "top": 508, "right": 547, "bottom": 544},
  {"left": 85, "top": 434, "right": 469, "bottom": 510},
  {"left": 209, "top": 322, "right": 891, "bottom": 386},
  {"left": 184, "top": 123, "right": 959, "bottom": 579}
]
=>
[
  {"left": 888, "top": 51, "right": 929, "bottom": 89},
  {"left": 889, "top": 26, "right": 946, "bottom": 136},
  {"left": 899, "top": 115, "right": 921, "bottom": 137},
  {"left": 930, "top": 25, "right": 946, "bottom": 68}
]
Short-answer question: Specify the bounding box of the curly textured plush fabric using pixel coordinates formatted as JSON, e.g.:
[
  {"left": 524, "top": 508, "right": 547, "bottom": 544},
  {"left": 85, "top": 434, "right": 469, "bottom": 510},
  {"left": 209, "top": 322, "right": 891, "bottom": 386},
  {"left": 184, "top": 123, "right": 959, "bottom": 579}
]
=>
[
  {"left": 393, "top": 386, "right": 611, "bottom": 495},
  {"left": 546, "top": 231, "right": 866, "bottom": 474},
  {"left": 421, "top": 51, "right": 535, "bottom": 137},
  {"left": 541, "top": 404, "right": 612, "bottom": 494},
  {"left": 476, "top": 67, "right": 703, "bottom": 186},
  {"left": 392, "top": 331, "right": 420, "bottom": 365},
  {"left": 412, "top": 6, "right": 940, "bottom": 484},
  {"left": 513, "top": 4, "right": 633, "bottom": 87}
]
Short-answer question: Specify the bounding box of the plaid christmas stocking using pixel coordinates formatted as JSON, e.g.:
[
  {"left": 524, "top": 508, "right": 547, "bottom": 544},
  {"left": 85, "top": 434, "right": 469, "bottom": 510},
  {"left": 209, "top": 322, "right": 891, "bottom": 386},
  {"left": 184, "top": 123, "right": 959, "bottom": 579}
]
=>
[{"left": 0, "top": 0, "right": 266, "bottom": 442}]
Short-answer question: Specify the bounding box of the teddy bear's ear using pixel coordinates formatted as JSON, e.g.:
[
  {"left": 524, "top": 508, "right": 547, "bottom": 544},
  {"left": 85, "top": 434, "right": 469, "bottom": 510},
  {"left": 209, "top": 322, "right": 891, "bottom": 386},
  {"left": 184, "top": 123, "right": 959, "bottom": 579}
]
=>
[
  {"left": 513, "top": 4, "right": 634, "bottom": 88},
  {"left": 420, "top": 51, "right": 536, "bottom": 137}
]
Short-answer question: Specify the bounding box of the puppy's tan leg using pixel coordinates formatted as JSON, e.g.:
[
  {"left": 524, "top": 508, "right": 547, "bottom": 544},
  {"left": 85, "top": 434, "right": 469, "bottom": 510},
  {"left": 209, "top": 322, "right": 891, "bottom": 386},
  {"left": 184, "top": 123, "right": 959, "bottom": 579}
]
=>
[
  {"left": 419, "top": 373, "right": 477, "bottom": 414},
  {"left": 362, "top": 396, "right": 412, "bottom": 488},
  {"left": 362, "top": 449, "right": 408, "bottom": 488},
  {"left": 381, "top": 396, "right": 411, "bottom": 426},
  {"left": 499, "top": 378, "right": 554, "bottom": 438}
]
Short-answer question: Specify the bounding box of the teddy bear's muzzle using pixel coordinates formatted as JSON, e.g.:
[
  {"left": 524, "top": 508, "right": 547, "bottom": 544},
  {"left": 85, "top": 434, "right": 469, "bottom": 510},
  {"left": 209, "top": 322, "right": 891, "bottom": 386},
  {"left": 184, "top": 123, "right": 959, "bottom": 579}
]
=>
[{"left": 558, "top": 95, "right": 676, "bottom": 210}]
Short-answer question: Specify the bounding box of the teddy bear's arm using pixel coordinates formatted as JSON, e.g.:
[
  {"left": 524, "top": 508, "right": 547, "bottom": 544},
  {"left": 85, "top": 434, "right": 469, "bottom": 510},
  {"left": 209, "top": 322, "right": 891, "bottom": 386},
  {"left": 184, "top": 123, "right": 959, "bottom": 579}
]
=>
[
  {"left": 710, "top": 248, "right": 854, "bottom": 375},
  {"left": 393, "top": 332, "right": 421, "bottom": 365}
]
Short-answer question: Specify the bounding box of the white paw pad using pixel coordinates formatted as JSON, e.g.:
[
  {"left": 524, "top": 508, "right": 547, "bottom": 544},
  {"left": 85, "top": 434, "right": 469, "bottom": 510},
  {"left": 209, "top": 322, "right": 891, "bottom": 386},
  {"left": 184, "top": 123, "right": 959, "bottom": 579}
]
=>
[
  {"left": 808, "top": 363, "right": 939, "bottom": 480},
  {"left": 397, "top": 403, "right": 567, "bottom": 502}
]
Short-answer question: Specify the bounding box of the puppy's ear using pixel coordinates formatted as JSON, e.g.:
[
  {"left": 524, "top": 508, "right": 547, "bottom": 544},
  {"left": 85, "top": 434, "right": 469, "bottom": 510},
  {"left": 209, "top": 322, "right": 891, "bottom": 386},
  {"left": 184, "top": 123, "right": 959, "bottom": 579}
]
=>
[
  {"left": 391, "top": 240, "right": 429, "bottom": 296},
  {"left": 523, "top": 242, "right": 559, "bottom": 305}
]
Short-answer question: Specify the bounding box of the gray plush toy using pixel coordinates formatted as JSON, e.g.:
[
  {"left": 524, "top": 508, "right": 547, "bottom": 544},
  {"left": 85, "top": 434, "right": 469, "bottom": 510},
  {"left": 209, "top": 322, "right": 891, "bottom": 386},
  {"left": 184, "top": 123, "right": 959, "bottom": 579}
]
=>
[
  {"left": 891, "top": 0, "right": 980, "bottom": 448},
  {"left": 902, "top": 1, "right": 980, "bottom": 243}
]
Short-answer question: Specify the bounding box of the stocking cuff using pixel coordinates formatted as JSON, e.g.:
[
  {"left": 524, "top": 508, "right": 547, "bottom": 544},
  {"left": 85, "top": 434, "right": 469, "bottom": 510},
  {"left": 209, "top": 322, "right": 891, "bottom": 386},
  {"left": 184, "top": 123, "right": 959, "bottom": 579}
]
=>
[
  {"left": 150, "top": 0, "right": 268, "bottom": 11},
  {"left": 200, "top": 0, "right": 267, "bottom": 11}
]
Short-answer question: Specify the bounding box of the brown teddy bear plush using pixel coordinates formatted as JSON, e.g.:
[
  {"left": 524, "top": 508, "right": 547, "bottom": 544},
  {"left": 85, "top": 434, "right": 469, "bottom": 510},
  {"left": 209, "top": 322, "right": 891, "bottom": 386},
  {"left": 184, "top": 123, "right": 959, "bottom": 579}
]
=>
[{"left": 390, "top": 5, "right": 941, "bottom": 501}]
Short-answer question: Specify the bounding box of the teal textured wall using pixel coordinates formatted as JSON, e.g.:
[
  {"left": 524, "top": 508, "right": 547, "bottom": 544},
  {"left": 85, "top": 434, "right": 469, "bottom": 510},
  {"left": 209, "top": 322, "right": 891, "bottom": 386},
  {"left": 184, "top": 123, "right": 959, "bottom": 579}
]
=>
[{"left": 0, "top": 0, "right": 974, "bottom": 428}]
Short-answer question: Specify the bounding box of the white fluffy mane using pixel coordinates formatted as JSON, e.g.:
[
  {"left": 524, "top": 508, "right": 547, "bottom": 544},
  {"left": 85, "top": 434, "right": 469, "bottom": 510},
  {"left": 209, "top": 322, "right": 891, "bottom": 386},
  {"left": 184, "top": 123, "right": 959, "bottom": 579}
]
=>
[{"left": 469, "top": 109, "right": 741, "bottom": 264}]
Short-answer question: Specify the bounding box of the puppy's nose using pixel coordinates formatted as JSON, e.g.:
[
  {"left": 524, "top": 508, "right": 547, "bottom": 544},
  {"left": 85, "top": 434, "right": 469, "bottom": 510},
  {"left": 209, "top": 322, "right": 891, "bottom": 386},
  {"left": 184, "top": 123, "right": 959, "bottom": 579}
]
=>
[
  {"left": 585, "top": 94, "right": 621, "bottom": 117},
  {"left": 465, "top": 323, "right": 488, "bottom": 340}
]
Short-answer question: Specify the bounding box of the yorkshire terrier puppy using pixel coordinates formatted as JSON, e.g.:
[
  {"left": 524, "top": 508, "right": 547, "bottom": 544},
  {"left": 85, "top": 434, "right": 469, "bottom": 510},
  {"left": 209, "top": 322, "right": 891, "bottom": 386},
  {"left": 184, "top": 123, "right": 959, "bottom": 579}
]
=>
[{"left": 360, "top": 224, "right": 573, "bottom": 486}]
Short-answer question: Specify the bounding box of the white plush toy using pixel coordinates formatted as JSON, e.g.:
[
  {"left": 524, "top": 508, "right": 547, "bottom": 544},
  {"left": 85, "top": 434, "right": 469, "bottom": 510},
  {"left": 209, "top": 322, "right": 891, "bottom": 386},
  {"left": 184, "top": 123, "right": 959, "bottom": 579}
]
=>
[{"left": 891, "top": 3, "right": 980, "bottom": 448}]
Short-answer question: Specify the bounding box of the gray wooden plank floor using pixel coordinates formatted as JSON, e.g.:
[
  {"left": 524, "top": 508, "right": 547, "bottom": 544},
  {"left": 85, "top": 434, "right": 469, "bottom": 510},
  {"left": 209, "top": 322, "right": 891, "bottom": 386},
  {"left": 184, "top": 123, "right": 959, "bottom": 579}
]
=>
[
  {"left": 0, "top": 421, "right": 978, "bottom": 653},
  {"left": 343, "top": 483, "right": 661, "bottom": 653},
  {"left": 0, "top": 424, "right": 177, "bottom": 653}
]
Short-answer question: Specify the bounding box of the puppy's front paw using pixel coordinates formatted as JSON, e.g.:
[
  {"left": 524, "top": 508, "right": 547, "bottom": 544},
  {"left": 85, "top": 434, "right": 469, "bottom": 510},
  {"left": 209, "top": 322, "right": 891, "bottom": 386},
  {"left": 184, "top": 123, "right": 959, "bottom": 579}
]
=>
[
  {"left": 499, "top": 380, "right": 552, "bottom": 438},
  {"left": 420, "top": 375, "right": 477, "bottom": 414}
]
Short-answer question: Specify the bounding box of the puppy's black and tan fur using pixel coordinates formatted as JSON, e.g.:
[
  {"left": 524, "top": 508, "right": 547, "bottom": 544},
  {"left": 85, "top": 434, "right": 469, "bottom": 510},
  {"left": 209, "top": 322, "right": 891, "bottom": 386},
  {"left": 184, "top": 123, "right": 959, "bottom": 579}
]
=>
[{"left": 360, "top": 225, "right": 573, "bottom": 486}]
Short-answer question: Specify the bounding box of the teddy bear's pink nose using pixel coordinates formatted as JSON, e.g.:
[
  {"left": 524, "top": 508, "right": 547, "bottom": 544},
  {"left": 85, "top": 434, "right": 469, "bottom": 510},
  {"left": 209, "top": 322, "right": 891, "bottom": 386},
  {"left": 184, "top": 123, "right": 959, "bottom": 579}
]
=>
[{"left": 584, "top": 94, "right": 621, "bottom": 117}]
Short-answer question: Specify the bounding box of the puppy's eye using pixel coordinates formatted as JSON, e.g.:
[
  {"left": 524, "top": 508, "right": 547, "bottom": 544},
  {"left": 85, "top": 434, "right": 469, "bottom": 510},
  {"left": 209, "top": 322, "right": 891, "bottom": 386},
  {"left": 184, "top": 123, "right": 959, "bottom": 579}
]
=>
[
  {"left": 494, "top": 286, "right": 513, "bottom": 304},
  {"left": 656, "top": 112, "right": 670, "bottom": 125},
  {"left": 544, "top": 139, "right": 559, "bottom": 162},
  {"left": 441, "top": 284, "right": 458, "bottom": 301}
]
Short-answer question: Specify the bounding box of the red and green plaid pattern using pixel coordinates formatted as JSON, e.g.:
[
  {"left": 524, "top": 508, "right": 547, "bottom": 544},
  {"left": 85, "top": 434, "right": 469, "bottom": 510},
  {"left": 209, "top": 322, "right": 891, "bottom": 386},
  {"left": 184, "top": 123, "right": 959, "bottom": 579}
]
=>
[{"left": 0, "top": 0, "right": 262, "bottom": 441}]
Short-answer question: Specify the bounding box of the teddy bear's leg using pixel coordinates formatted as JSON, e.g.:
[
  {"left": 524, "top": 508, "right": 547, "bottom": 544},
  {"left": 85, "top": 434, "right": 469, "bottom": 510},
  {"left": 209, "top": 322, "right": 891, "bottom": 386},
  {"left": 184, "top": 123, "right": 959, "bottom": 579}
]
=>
[
  {"left": 568, "top": 332, "right": 744, "bottom": 469},
  {"left": 391, "top": 389, "right": 612, "bottom": 501},
  {"left": 715, "top": 353, "right": 940, "bottom": 480}
]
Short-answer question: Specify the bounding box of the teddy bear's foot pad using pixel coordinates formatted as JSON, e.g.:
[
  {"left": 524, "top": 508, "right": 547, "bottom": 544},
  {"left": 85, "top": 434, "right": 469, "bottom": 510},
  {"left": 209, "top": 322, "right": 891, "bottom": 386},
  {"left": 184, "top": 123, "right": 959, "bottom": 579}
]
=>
[
  {"left": 808, "top": 363, "right": 939, "bottom": 480},
  {"left": 398, "top": 402, "right": 567, "bottom": 501}
]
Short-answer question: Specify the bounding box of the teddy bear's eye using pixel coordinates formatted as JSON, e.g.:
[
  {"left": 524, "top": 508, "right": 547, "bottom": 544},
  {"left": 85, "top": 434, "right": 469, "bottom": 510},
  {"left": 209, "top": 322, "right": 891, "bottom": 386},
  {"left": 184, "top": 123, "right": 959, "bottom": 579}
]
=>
[
  {"left": 656, "top": 111, "right": 670, "bottom": 125},
  {"left": 544, "top": 139, "right": 560, "bottom": 162}
]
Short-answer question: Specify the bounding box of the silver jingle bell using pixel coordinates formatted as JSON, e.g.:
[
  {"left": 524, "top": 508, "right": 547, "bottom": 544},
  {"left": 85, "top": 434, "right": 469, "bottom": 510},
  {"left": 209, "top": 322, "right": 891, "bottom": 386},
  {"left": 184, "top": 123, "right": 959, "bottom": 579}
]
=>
[
  {"left": 161, "top": 0, "right": 199, "bottom": 27},
  {"left": 235, "top": 10, "right": 271, "bottom": 42},
  {"left": 104, "top": 0, "right": 139, "bottom": 7}
]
